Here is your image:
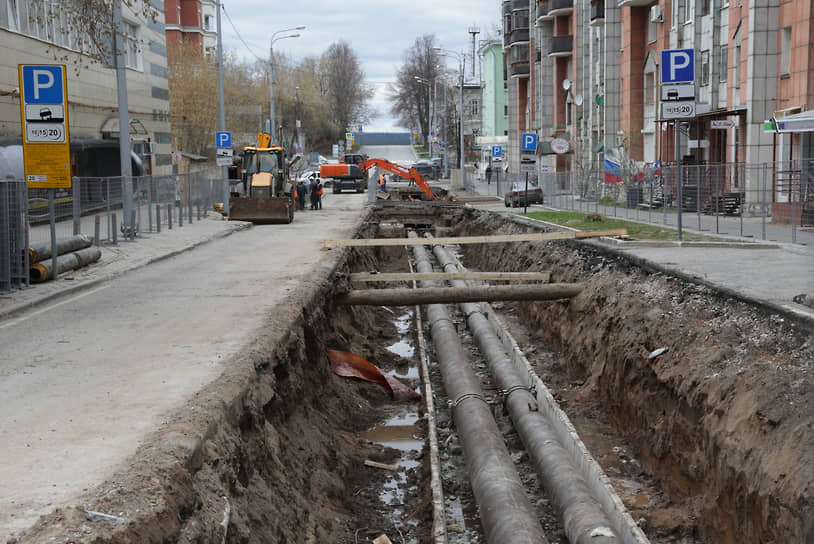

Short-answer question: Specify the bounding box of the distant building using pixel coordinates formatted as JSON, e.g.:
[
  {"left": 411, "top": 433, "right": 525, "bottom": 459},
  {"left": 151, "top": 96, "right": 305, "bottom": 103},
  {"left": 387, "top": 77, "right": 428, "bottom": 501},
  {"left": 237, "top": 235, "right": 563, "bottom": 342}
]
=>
[
  {"left": 165, "top": 0, "right": 217, "bottom": 59},
  {"left": 477, "top": 39, "right": 510, "bottom": 166},
  {"left": 0, "top": 0, "right": 172, "bottom": 176}
]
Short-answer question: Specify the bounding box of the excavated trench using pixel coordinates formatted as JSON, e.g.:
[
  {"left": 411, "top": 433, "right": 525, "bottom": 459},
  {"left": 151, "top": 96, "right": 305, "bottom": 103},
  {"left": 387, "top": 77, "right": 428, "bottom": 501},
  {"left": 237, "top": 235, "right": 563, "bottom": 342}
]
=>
[{"left": 17, "top": 204, "right": 814, "bottom": 544}]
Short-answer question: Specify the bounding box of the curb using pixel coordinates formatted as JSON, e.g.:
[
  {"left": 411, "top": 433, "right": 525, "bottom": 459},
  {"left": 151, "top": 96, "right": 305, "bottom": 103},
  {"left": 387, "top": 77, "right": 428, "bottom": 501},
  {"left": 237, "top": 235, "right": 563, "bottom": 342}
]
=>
[{"left": 0, "top": 222, "right": 251, "bottom": 322}]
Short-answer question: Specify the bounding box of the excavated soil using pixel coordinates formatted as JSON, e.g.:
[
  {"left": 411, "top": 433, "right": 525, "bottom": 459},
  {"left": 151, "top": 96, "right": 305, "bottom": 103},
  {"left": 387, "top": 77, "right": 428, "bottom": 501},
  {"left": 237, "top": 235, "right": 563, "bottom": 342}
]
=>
[{"left": 11, "top": 204, "right": 814, "bottom": 544}]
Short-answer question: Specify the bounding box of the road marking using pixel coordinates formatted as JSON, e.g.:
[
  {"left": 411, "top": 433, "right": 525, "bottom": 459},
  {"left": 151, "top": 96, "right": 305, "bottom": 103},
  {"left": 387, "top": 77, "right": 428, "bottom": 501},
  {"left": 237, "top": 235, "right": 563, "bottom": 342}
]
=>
[{"left": 0, "top": 285, "right": 110, "bottom": 330}]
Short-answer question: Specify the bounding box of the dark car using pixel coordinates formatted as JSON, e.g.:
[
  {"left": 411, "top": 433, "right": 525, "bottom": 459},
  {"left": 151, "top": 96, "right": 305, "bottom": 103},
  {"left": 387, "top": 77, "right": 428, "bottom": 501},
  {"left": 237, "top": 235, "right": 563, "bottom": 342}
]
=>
[
  {"left": 411, "top": 159, "right": 434, "bottom": 179},
  {"left": 504, "top": 181, "right": 543, "bottom": 207}
]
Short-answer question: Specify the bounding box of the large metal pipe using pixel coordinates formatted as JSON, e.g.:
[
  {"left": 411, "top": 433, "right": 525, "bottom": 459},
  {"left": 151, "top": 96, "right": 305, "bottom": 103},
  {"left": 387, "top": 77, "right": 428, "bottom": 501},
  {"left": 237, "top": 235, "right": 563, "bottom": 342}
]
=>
[
  {"left": 335, "top": 283, "right": 581, "bottom": 306},
  {"left": 27, "top": 234, "right": 93, "bottom": 264},
  {"left": 410, "top": 231, "right": 549, "bottom": 544},
  {"left": 30, "top": 247, "right": 102, "bottom": 283},
  {"left": 430, "top": 240, "right": 619, "bottom": 544}
]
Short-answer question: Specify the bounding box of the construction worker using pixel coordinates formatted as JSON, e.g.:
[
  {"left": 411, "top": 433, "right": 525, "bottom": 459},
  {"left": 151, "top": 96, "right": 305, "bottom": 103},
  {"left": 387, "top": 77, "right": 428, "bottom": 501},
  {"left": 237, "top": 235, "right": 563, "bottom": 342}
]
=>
[
  {"left": 309, "top": 176, "right": 319, "bottom": 210},
  {"left": 379, "top": 173, "right": 387, "bottom": 193},
  {"left": 296, "top": 179, "right": 307, "bottom": 211},
  {"left": 316, "top": 178, "right": 324, "bottom": 210}
]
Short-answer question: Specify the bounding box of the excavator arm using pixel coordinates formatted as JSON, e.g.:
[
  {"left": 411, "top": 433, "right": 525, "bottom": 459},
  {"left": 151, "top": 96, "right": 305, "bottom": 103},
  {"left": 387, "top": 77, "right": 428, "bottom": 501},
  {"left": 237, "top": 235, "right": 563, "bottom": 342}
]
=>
[{"left": 358, "top": 158, "right": 437, "bottom": 200}]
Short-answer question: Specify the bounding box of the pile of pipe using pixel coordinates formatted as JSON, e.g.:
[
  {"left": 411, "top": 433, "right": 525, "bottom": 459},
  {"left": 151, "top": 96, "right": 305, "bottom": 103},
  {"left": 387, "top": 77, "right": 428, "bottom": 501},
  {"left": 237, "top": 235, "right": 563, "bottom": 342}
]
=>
[{"left": 27, "top": 234, "right": 101, "bottom": 283}]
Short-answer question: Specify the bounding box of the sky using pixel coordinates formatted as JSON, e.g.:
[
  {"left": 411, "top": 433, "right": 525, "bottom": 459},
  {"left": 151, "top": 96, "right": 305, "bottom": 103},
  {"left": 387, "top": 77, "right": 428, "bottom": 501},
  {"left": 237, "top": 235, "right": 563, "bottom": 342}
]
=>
[{"left": 219, "top": 0, "right": 503, "bottom": 132}]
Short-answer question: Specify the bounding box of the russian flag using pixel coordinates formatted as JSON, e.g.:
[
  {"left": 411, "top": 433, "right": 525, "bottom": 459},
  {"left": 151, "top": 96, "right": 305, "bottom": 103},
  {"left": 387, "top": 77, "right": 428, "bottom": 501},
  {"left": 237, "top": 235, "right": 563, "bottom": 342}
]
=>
[
  {"left": 604, "top": 157, "right": 622, "bottom": 183},
  {"left": 651, "top": 160, "right": 661, "bottom": 176}
]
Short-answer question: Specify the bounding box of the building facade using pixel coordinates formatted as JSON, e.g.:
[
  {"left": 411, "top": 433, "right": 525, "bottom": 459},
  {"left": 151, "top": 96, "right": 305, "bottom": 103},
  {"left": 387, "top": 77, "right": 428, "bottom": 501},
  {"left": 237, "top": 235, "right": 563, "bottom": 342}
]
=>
[
  {"left": 0, "top": 0, "right": 172, "bottom": 176},
  {"left": 502, "top": 0, "right": 814, "bottom": 209},
  {"left": 164, "top": 0, "right": 217, "bottom": 58}
]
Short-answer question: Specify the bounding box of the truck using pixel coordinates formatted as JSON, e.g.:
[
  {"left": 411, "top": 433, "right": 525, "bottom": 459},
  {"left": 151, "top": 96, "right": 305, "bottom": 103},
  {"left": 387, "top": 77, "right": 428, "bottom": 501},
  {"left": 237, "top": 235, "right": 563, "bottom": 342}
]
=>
[
  {"left": 228, "top": 133, "right": 295, "bottom": 223},
  {"left": 319, "top": 162, "right": 366, "bottom": 193}
]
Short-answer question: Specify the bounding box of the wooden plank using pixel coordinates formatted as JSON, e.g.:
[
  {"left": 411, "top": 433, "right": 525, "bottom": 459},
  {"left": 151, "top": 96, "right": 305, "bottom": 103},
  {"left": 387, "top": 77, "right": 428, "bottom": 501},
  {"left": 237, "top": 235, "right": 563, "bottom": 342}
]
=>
[
  {"left": 322, "top": 229, "right": 627, "bottom": 249},
  {"left": 336, "top": 283, "right": 583, "bottom": 306},
  {"left": 364, "top": 459, "right": 401, "bottom": 471},
  {"left": 350, "top": 271, "right": 551, "bottom": 283}
]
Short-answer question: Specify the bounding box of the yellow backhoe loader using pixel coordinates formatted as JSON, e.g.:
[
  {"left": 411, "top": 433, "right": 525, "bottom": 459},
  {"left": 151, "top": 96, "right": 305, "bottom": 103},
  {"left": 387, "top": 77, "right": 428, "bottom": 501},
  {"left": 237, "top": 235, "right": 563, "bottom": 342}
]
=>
[{"left": 228, "top": 133, "right": 297, "bottom": 223}]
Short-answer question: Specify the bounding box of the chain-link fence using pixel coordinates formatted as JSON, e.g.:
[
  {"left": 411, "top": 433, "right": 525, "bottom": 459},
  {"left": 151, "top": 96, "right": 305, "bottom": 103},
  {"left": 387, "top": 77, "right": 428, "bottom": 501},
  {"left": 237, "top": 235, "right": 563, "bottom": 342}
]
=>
[
  {"left": 484, "top": 159, "right": 813, "bottom": 244},
  {"left": 0, "top": 180, "right": 29, "bottom": 291}
]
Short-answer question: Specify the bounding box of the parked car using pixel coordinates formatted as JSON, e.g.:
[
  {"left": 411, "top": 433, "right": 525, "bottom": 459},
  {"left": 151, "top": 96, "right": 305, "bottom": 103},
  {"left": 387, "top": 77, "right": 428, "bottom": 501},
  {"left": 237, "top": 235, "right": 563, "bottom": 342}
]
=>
[
  {"left": 504, "top": 181, "right": 543, "bottom": 207},
  {"left": 411, "top": 159, "right": 434, "bottom": 179}
]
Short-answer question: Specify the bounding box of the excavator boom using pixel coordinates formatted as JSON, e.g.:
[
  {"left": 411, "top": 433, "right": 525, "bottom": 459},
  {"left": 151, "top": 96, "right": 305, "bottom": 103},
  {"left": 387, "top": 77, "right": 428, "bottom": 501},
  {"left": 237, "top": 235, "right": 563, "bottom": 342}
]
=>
[{"left": 358, "top": 158, "right": 437, "bottom": 200}]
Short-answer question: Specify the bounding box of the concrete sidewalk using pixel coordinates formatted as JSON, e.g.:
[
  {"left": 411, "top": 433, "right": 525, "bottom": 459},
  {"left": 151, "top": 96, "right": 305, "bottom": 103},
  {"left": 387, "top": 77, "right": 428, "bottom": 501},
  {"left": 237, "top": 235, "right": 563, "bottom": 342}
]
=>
[
  {"left": 461, "top": 172, "right": 814, "bottom": 322},
  {"left": 0, "top": 212, "right": 249, "bottom": 320}
]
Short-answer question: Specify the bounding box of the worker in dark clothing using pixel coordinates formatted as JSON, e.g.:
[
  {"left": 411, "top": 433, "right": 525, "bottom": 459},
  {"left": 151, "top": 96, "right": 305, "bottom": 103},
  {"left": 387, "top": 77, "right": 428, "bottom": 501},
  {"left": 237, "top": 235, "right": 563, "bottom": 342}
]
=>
[
  {"left": 485, "top": 165, "right": 492, "bottom": 184},
  {"left": 297, "top": 179, "right": 307, "bottom": 211},
  {"left": 309, "top": 177, "right": 319, "bottom": 210},
  {"left": 315, "top": 178, "right": 324, "bottom": 209}
]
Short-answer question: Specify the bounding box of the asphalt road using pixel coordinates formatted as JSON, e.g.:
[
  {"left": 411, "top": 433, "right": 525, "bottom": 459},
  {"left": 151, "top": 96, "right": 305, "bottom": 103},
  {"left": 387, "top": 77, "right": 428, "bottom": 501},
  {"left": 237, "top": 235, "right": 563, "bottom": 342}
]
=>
[{"left": 0, "top": 192, "right": 368, "bottom": 539}]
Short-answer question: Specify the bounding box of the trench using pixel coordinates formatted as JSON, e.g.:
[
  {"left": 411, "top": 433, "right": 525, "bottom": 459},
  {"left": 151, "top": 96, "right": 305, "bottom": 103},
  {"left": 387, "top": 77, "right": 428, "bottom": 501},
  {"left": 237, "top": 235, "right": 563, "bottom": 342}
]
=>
[{"left": 21, "top": 204, "right": 814, "bottom": 544}]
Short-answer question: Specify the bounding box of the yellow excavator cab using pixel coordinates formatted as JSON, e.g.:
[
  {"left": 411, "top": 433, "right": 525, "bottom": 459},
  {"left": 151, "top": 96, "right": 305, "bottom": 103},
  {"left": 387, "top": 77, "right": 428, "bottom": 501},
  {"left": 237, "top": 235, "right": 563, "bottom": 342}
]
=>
[{"left": 228, "top": 136, "right": 294, "bottom": 224}]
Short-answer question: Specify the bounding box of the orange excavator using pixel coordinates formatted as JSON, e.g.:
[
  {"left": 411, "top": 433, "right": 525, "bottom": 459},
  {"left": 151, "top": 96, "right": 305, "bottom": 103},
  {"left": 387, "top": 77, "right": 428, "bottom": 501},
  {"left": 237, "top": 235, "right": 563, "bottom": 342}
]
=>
[{"left": 358, "top": 158, "right": 437, "bottom": 200}]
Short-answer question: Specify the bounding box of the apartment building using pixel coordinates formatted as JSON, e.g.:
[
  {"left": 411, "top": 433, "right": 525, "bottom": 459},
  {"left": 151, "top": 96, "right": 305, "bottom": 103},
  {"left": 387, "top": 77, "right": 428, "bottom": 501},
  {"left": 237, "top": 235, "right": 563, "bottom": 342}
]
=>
[
  {"left": 505, "top": 0, "right": 813, "bottom": 201},
  {"left": 0, "top": 0, "right": 172, "bottom": 176},
  {"left": 476, "top": 39, "right": 510, "bottom": 164},
  {"left": 164, "top": 0, "right": 217, "bottom": 58}
]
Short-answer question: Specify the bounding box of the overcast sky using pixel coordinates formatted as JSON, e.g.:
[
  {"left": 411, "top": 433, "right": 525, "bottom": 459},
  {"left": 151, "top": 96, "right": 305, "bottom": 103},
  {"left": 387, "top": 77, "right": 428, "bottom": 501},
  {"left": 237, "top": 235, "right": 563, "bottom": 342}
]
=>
[{"left": 219, "top": 0, "right": 503, "bottom": 132}]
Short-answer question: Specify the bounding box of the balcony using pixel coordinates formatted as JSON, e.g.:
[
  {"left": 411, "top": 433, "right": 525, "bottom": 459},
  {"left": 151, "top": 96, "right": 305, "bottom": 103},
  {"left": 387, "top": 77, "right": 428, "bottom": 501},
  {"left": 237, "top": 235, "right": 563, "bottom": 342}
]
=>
[
  {"left": 548, "top": 35, "right": 573, "bottom": 57},
  {"left": 536, "top": 0, "right": 549, "bottom": 21},
  {"left": 590, "top": 0, "right": 604, "bottom": 26},
  {"left": 510, "top": 0, "right": 527, "bottom": 10},
  {"left": 548, "top": 0, "right": 573, "bottom": 17},
  {"left": 506, "top": 28, "right": 530, "bottom": 46},
  {"left": 510, "top": 63, "right": 530, "bottom": 77},
  {"left": 617, "top": 0, "right": 653, "bottom": 6}
]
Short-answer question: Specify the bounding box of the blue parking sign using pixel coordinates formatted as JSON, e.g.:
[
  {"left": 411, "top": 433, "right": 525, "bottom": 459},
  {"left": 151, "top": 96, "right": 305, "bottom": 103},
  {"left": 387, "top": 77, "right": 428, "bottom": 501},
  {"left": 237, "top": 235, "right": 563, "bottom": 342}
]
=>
[
  {"left": 660, "top": 49, "right": 695, "bottom": 84},
  {"left": 21, "top": 66, "right": 64, "bottom": 104},
  {"left": 521, "top": 133, "right": 537, "bottom": 152},
  {"left": 491, "top": 145, "right": 503, "bottom": 157},
  {"left": 215, "top": 131, "right": 231, "bottom": 148}
]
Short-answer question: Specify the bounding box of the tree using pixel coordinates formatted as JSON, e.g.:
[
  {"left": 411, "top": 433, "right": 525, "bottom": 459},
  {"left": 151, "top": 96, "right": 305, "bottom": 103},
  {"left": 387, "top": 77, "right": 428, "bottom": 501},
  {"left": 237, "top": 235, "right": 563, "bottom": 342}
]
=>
[
  {"left": 389, "top": 35, "right": 446, "bottom": 149},
  {"left": 319, "top": 41, "right": 373, "bottom": 136}
]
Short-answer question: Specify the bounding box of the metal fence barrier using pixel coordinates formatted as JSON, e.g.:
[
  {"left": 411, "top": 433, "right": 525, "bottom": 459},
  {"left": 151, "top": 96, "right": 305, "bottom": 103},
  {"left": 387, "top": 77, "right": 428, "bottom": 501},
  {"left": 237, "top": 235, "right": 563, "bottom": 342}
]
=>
[
  {"left": 0, "top": 180, "right": 29, "bottom": 291},
  {"left": 1, "top": 172, "right": 226, "bottom": 290},
  {"left": 482, "top": 160, "right": 813, "bottom": 245}
]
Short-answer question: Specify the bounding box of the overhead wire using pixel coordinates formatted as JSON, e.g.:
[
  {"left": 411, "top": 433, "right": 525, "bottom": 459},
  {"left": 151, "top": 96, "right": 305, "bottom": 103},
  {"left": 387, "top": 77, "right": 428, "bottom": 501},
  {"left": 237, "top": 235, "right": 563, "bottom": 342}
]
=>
[{"left": 220, "top": 4, "right": 264, "bottom": 62}]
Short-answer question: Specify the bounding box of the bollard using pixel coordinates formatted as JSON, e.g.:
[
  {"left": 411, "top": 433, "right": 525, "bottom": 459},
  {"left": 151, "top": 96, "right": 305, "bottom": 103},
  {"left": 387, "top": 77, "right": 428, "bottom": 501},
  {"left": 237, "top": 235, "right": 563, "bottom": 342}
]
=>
[
  {"left": 197, "top": 204, "right": 201, "bottom": 221},
  {"left": 168, "top": 203, "right": 172, "bottom": 230},
  {"left": 188, "top": 201, "right": 193, "bottom": 223},
  {"left": 179, "top": 202, "right": 183, "bottom": 227},
  {"left": 156, "top": 204, "right": 161, "bottom": 233},
  {"left": 112, "top": 213, "right": 118, "bottom": 245},
  {"left": 130, "top": 210, "right": 136, "bottom": 240},
  {"left": 94, "top": 215, "right": 100, "bottom": 246}
]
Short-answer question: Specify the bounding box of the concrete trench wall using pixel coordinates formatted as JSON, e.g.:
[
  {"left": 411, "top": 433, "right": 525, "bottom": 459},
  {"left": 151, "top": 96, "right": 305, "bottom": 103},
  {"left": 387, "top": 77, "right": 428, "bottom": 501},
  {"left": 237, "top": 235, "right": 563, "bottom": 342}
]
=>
[{"left": 453, "top": 208, "right": 814, "bottom": 543}]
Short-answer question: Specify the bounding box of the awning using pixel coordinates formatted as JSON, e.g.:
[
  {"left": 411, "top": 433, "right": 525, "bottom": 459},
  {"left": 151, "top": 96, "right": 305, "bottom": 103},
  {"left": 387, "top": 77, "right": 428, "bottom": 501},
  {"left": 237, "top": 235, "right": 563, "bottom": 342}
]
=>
[
  {"left": 774, "top": 110, "right": 814, "bottom": 133},
  {"left": 100, "top": 117, "right": 148, "bottom": 138}
]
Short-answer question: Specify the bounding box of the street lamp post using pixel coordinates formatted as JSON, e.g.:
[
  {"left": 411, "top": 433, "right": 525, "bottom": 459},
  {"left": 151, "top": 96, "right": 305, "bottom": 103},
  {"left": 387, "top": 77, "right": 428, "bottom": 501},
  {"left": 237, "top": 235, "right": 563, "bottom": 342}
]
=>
[
  {"left": 435, "top": 48, "right": 466, "bottom": 190},
  {"left": 269, "top": 26, "right": 305, "bottom": 140}
]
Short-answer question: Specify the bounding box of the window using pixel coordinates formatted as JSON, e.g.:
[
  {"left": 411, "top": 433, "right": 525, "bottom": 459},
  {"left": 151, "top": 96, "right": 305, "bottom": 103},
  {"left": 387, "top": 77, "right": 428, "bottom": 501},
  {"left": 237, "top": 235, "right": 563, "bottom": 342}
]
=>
[
  {"left": 204, "top": 14, "right": 212, "bottom": 31},
  {"left": 734, "top": 44, "right": 740, "bottom": 89},
  {"left": 780, "top": 26, "right": 791, "bottom": 75},
  {"left": 504, "top": 104, "right": 508, "bottom": 117},
  {"left": 6, "top": 0, "right": 20, "bottom": 31},
  {"left": 701, "top": 0, "right": 711, "bottom": 16},
  {"left": 682, "top": 0, "right": 692, "bottom": 23},
  {"left": 719, "top": 46, "right": 728, "bottom": 82},
  {"left": 125, "top": 22, "right": 142, "bottom": 70},
  {"left": 470, "top": 99, "right": 480, "bottom": 117},
  {"left": 701, "top": 50, "right": 710, "bottom": 86},
  {"left": 566, "top": 101, "right": 572, "bottom": 126},
  {"left": 647, "top": 14, "right": 658, "bottom": 44}
]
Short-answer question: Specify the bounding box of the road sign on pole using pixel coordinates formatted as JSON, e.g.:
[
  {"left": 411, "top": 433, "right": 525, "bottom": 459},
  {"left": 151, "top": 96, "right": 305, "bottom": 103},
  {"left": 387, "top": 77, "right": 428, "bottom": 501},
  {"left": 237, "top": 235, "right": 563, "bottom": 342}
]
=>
[
  {"left": 215, "top": 131, "right": 232, "bottom": 148},
  {"left": 710, "top": 120, "right": 735, "bottom": 129},
  {"left": 660, "top": 49, "right": 695, "bottom": 84},
  {"left": 18, "top": 64, "right": 71, "bottom": 188},
  {"left": 661, "top": 101, "right": 696, "bottom": 119},
  {"left": 491, "top": 145, "right": 503, "bottom": 157},
  {"left": 521, "top": 133, "right": 538, "bottom": 152}
]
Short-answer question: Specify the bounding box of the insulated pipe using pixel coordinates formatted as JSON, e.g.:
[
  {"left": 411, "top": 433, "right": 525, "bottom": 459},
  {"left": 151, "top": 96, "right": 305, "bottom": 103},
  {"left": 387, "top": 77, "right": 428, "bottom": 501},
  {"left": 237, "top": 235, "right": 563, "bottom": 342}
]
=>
[
  {"left": 30, "top": 247, "right": 102, "bottom": 283},
  {"left": 335, "top": 283, "right": 581, "bottom": 306},
  {"left": 430, "top": 240, "right": 619, "bottom": 544},
  {"left": 27, "top": 234, "right": 93, "bottom": 264},
  {"left": 409, "top": 231, "right": 549, "bottom": 544}
]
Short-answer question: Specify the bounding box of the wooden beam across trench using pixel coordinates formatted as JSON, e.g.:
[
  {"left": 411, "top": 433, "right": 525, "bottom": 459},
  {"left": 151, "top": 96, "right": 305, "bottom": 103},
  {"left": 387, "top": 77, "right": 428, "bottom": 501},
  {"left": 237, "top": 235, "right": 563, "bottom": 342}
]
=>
[
  {"left": 334, "top": 283, "right": 583, "bottom": 306},
  {"left": 350, "top": 271, "right": 552, "bottom": 283},
  {"left": 322, "top": 228, "right": 627, "bottom": 249}
]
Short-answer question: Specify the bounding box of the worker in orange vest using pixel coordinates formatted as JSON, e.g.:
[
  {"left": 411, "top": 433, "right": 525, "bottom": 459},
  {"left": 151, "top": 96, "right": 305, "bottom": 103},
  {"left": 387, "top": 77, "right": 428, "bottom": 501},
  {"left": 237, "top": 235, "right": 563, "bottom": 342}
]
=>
[
  {"left": 378, "top": 173, "right": 387, "bottom": 193},
  {"left": 316, "top": 178, "right": 324, "bottom": 210}
]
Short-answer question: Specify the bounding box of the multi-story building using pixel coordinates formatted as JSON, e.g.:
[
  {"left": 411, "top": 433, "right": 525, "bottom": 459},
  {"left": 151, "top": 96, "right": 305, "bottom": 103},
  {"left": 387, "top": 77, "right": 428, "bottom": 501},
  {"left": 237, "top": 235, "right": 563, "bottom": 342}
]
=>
[
  {"left": 0, "top": 0, "right": 172, "bottom": 176},
  {"left": 477, "top": 39, "right": 510, "bottom": 165},
  {"left": 165, "top": 0, "right": 217, "bottom": 58},
  {"left": 509, "top": 0, "right": 813, "bottom": 219}
]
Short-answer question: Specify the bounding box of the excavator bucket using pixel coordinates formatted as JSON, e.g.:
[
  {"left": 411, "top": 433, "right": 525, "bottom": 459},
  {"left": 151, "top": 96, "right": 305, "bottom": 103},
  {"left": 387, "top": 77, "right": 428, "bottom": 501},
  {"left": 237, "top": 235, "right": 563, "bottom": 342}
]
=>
[{"left": 228, "top": 195, "right": 293, "bottom": 223}]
